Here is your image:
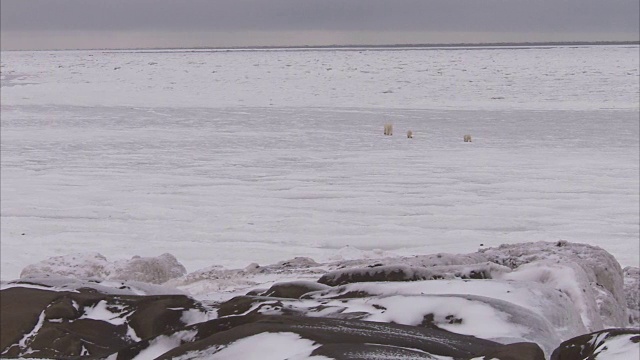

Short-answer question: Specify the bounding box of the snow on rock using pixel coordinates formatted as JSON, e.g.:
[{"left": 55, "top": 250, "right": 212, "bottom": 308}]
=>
[
  {"left": 329, "top": 252, "right": 492, "bottom": 270},
  {"left": 623, "top": 266, "right": 640, "bottom": 327},
  {"left": 250, "top": 281, "right": 331, "bottom": 299},
  {"left": 2, "top": 276, "right": 186, "bottom": 296},
  {"left": 346, "top": 294, "right": 557, "bottom": 355},
  {"left": 274, "top": 257, "right": 322, "bottom": 268},
  {"left": 167, "top": 241, "right": 629, "bottom": 330},
  {"left": 0, "top": 281, "right": 210, "bottom": 359},
  {"left": 317, "top": 262, "right": 511, "bottom": 286},
  {"left": 302, "top": 279, "right": 587, "bottom": 341},
  {"left": 167, "top": 253, "right": 495, "bottom": 300},
  {"left": 151, "top": 315, "right": 514, "bottom": 360},
  {"left": 222, "top": 279, "right": 584, "bottom": 356},
  {"left": 19, "top": 252, "right": 187, "bottom": 284},
  {"left": 496, "top": 260, "right": 604, "bottom": 331},
  {"left": 165, "top": 257, "right": 330, "bottom": 299},
  {"left": 131, "top": 330, "right": 198, "bottom": 360},
  {"left": 550, "top": 328, "right": 640, "bottom": 360},
  {"left": 172, "top": 332, "right": 329, "bottom": 360},
  {"left": 6, "top": 241, "right": 636, "bottom": 359},
  {"left": 481, "top": 241, "right": 628, "bottom": 329}
]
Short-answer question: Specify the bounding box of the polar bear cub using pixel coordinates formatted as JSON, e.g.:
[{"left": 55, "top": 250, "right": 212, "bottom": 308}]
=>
[
  {"left": 464, "top": 134, "right": 472, "bottom": 142},
  {"left": 384, "top": 123, "right": 393, "bottom": 136}
]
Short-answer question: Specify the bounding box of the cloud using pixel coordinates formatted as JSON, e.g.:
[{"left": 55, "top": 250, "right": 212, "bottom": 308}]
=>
[{"left": 1, "top": 0, "right": 638, "bottom": 49}]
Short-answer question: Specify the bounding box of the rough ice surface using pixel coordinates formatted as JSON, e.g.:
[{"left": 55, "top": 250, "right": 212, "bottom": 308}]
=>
[
  {"left": 1, "top": 45, "right": 638, "bottom": 359},
  {"left": 2, "top": 46, "right": 638, "bottom": 110},
  {"left": 1, "top": 46, "right": 638, "bottom": 282},
  {"left": 19, "top": 252, "right": 187, "bottom": 284}
]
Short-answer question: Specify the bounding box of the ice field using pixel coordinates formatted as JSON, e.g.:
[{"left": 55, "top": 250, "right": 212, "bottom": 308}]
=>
[{"left": 1, "top": 45, "right": 639, "bottom": 280}]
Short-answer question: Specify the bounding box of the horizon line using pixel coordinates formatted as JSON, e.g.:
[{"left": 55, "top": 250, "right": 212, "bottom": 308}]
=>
[{"left": 2, "top": 40, "right": 638, "bottom": 52}]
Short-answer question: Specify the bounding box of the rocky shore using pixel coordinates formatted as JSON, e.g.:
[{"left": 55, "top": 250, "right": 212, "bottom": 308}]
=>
[{"left": 2, "top": 241, "right": 638, "bottom": 359}]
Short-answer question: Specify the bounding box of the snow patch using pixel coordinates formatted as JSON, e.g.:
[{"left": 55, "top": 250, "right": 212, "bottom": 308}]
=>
[
  {"left": 79, "top": 300, "right": 128, "bottom": 325},
  {"left": 174, "top": 332, "right": 332, "bottom": 360},
  {"left": 181, "top": 308, "right": 216, "bottom": 326},
  {"left": 590, "top": 333, "right": 640, "bottom": 360},
  {"left": 132, "top": 330, "right": 198, "bottom": 360}
]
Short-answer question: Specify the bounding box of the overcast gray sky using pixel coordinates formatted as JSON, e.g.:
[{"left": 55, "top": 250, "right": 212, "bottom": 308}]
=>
[{"left": 2, "top": 0, "right": 638, "bottom": 50}]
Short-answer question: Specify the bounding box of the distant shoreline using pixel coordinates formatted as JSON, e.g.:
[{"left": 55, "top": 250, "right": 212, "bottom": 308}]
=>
[{"left": 2, "top": 40, "right": 638, "bottom": 52}]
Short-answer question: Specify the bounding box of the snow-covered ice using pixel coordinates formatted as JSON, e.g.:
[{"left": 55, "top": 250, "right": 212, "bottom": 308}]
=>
[{"left": 1, "top": 45, "right": 639, "bottom": 282}]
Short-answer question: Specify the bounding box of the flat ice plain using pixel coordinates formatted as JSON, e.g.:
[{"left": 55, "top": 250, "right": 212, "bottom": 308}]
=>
[{"left": 1, "top": 45, "right": 639, "bottom": 280}]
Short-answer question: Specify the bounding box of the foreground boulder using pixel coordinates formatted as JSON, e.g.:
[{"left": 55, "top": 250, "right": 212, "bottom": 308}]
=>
[
  {"left": 317, "top": 262, "right": 510, "bottom": 286},
  {"left": 217, "top": 278, "right": 585, "bottom": 356},
  {"left": 0, "top": 280, "right": 208, "bottom": 359},
  {"left": 4, "top": 241, "right": 637, "bottom": 359},
  {"left": 482, "top": 241, "right": 628, "bottom": 329},
  {"left": 550, "top": 328, "right": 640, "bottom": 360},
  {"left": 120, "top": 315, "right": 541, "bottom": 360},
  {"left": 248, "top": 280, "right": 330, "bottom": 298},
  {"left": 1, "top": 282, "right": 546, "bottom": 360}
]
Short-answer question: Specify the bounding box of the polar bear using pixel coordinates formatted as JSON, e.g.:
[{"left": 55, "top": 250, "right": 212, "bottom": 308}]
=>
[
  {"left": 464, "top": 134, "right": 472, "bottom": 142},
  {"left": 384, "top": 124, "right": 393, "bottom": 136},
  {"left": 407, "top": 130, "right": 413, "bottom": 138}
]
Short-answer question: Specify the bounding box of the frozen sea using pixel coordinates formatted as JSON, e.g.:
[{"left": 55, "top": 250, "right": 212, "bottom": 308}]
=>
[{"left": 1, "top": 45, "right": 639, "bottom": 281}]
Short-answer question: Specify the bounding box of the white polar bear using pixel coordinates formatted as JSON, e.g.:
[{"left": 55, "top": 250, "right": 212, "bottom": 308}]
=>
[
  {"left": 407, "top": 130, "right": 413, "bottom": 138},
  {"left": 464, "top": 134, "right": 472, "bottom": 142},
  {"left": 384, "top": 124, "right": 393, "bottom": 136}
]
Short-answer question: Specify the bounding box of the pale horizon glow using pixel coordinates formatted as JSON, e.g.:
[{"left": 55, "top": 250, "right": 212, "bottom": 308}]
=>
[{"left": 2, "top": 30, "right": 639, "bottom": 51}]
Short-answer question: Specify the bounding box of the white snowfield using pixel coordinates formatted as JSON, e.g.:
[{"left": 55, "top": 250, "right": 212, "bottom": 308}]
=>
[
  {"left": 1, "top": 46, "right": 638, "bottom": 110},
  {"left": 1, "top": 45, "right": 639, "bottom": 282}
]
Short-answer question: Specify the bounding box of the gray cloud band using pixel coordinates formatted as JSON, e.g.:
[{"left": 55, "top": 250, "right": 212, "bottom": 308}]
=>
[{"left": 2, "top": 0, "right": 639, "bottom": 33}]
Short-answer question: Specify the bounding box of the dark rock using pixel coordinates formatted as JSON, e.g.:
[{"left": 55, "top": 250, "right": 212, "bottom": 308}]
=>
[
  {"left": 43, "top": 297, "right": 80, "bottom": 320},
  {"left": 0, "top": 286, "right": 206, "bottom": 359},
  {"left": 127, "top": 295, "right": 202, "bottom": 340},
  {"left": 312, "top": 343, "right": 437, "bottom": 359},
  {"left": 327, "top": 341, "right": 538, "bottom": 360},
  {"left": 254, "top": 281, "right": 330, "bottom": 299},
  {"left": 113, "top": 315, "right": 257, "bottom": 360},
  {"left": 302, "top": 290, "right": 373, "bottom": 300},
  {"left": 275, "top": 257, "right": 320, "bottom": 268},
  {"left": 0, "top": 287, "right": 62, "bottom": 352},
  {"left": 550, "top": 328, "right": 640, "bottom": 360},
  {"left": 216, "top": 296, "right": 276, "bottom": 317},
  {"left": 475, "top": 342, "right": 545, "bottom": 360},
  {"left": 317, "top": 263, "right": 506, "bottom": 286},
  {"left": 156, "top": 315, "right": 502, "bottom": 359},
  {"left": 318, "top": 265, "right": 438, "bottom": 286}
]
